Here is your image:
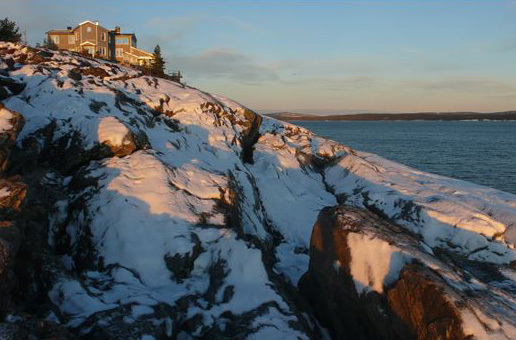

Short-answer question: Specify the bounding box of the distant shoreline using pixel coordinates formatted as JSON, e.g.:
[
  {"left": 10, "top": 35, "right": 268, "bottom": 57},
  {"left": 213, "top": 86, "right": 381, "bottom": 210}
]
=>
[{"left": 266, "top": 111, "right": 516, "bottom": 122}]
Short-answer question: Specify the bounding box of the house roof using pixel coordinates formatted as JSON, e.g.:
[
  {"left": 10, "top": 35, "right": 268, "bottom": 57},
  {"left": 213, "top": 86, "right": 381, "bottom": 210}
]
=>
[
  {"left": 124, "top": 51, "right": 154, "bottom": 59},
  {"left": 115, "top": 33, "right": 137, "bottom": 38},
  {"left": 131, "top": 47, "right": 153, "bottom": 57},
  {"left": 73, "top": 20, "right": 107, "bottom": 33},
  {"left": 78, "top": 20, "right": 99, "bottom": 26},
  {"left": 48, "top": 20, "right": 103, "bottom": 34},
  {"left": 48, "top": 21, "right": 137, "bottom": 40},
  {"left": 46, "top": 29, "right": 73, "bottom": 34}
]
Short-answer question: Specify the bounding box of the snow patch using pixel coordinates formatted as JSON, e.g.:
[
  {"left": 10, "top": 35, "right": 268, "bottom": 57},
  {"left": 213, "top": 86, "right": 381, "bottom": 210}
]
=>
[
  {"left": 97, "top": 116, "right": 131, "bottom": 147},
  {"left": 347, "top": 233, "right": 412, "bottom": 294},
  {"left": 0, "top": 187, "right": 11, "bottom": 198},
  {"left": 0, "top": 106, "right": 14, "bottom": 133}
]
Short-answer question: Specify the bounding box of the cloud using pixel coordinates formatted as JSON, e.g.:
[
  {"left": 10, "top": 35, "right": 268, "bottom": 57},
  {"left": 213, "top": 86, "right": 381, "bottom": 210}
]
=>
[
  {"left": 173, "top": 48, "right": 279, "bottom": 84},
  {"left": 496, "top": 39, "right": 516, "bottom": 53},
  {"left": 279, "top": 75, "right": 380, "bottom": 91},
  {"left": 483, "top": 92, "right": 516, "bottom": 99},
  {"left": 398, "top": 76, "right": 516, "bottom": 94}
]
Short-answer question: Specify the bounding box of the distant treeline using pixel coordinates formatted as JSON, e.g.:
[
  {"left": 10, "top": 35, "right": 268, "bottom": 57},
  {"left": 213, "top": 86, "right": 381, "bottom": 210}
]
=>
[{"left": 266, "top": 111, "right": 516, "bottom": 121}]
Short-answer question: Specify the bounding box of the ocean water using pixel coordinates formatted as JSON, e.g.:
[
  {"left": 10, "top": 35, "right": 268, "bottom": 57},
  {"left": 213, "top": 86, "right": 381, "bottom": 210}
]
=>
[{"left": 293, "top": 120, "right": 516, "bottom": 195}]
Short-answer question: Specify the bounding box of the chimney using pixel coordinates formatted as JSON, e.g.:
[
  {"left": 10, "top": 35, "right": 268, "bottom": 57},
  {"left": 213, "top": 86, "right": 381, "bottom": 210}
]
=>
[
  {"left": 67, "top": 26, "right": 72, "bottom": 30},
  {"left": 115, "top": 26, "right": 121, "bottom": 34}
]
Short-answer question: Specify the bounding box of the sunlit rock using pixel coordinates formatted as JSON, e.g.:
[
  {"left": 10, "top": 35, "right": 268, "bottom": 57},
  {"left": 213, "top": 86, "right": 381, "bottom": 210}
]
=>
[
  {"left": 300, "top": 206, "right": 516, "bottom": 339},
  {"left": 0, "top": 41, "right": 515, "bottom": 339}
]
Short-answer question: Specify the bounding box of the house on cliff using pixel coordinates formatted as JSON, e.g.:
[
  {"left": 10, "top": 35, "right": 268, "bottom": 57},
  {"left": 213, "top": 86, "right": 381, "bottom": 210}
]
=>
[{"left": 46, "top": 20, "right": 154, "bottom": 67}]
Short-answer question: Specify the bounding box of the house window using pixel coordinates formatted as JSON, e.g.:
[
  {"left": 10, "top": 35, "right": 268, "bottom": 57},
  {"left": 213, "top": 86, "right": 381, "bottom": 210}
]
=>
[
  {"left": 116, "top": 37, "right": 128, "bottom": 45},
  {"left": 101, "top": 32, "right": 106, "bottom": 41},
  {"left": 86, "top": 27, "right": 92, "bottom": 33},
  {"left": 116, "top": 48, "right": 123, "bottom": 57},
  {"left": 86, "top": 46, "right": 94, "bottom": 55},
  {"left": 68, "top": 35, "right": 75, "bottom": 44},
  {"left": 100, "top": 47, "right": 106, "bottom": 56},
  {"left": 51, "top": 35, "right": 59, "bottom": 44}
]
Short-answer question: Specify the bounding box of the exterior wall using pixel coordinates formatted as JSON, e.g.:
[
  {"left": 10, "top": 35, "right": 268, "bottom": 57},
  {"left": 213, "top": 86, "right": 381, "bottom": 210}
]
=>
[
  {"left": 97, "top": 26, "right": 109, "bottom": 58},
  {"left": 114, "top": 34, "right": 133, "bottom": 62},
  {"left": 108, "top": 32, "right": 116, "bottom": 61},
  {"left": 47, "top": 32, "right": 76, "bottom": 51},
  {"left": 67, "top": 22, "right": 107, "bottom": 58},
  {"left": 78, "top": 21, "right": 97, "bottom": 51}
]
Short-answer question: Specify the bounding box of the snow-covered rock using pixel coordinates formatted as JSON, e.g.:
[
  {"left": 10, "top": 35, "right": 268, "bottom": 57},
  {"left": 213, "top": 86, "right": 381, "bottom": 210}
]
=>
[
  {"left": 0, "top": 103, "right": 25, "bottom": 170},
  {"left": 300, "top": 206, "right": 516, "bottom": 339},
  {"left": 325, "top": 152, "right": 516, "bottom": 263},
  {"left": 1, "top": 42, "right": 515, "bottom": 339},
  {"left": 0, "top": 101, "right": 26, "bottom": 323}
]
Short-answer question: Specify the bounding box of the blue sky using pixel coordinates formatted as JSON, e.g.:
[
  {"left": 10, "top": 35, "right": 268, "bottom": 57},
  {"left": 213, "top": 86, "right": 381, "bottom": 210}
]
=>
[{"left": 3, "top": 0, "right": 516, "bottom": 113}]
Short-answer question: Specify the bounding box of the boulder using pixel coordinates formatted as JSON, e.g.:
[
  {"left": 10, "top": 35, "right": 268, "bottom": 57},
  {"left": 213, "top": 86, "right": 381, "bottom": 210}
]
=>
[
  {"left": 0, "top": 104, "right": 25, "bottom": 171},
  {"left": 81, "top": 67, "right": 110, "bottom": 78},
  {"left": 0, "top": 76, "right": 26, "bottom": 96},
  {"left": 97, "top": 116, "right": 147, "bottom": 157},
  {"left": 300, "top": 205, "right": 516, "bottom": 339},
  {"left": 238, "top": 109, "right": 262, "bottom": 164},
  {"left": 0, "top": 178, "right": 27, "bottom": 216},
  {"left": 0, "top": 103, "right": 26, "bottom": 317},
  {"left": 0, "top": 104, "right": 25, "bottom": 149}
]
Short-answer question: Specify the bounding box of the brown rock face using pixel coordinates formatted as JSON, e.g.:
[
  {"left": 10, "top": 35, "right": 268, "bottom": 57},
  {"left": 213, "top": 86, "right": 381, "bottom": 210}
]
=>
[
  {"left": 0, "top": 178, "right": 27, "bottom": 215},
  {"left": 101, "top": 131, "right": 139, "bottom": 158},
  {"left": 0, "top": 104, "right": 26, "bottom": 172},
  {"left": 299, "top": 206, "right": 397, "bottom": 339},
  {"left": 299, "top": 206, "right": 501, "bottom": 340},
  {"left": 387, "top": 266, "right": 464, "bottom": 340},
  {"left": 81, "top": 67, "right": 110, "bottom": 78},
  {"left": 0, "top": 105, "right": 26, "bottom": 317},
  {"left": 0, "top": 103, "right": 26, "bottom": 146},
  {"left": 69, "top": 66, "right": 110, "bottom": 80}
]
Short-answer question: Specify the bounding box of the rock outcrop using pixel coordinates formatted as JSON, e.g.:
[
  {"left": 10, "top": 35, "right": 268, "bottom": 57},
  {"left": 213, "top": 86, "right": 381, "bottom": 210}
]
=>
[
  {"left": 300, "top": 206, "right": 516, "bottom": 339},
  {"left": 0, "top": 104, "right": 25, "bottom": 318},
  {"left": 1, "top": 42, "right": 516, "bottom": 339}
]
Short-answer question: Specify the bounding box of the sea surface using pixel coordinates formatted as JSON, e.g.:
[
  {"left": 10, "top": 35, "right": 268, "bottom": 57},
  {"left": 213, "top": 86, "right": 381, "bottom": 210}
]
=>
[{"left": 293, "top": 120, "right": 516, "bottom": 195}]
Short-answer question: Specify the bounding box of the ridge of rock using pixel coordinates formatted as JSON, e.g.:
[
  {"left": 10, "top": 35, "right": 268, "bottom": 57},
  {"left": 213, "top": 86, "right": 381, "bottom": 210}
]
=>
[{"left": 0, "top": 42, "right": 515, "bottom": 339}]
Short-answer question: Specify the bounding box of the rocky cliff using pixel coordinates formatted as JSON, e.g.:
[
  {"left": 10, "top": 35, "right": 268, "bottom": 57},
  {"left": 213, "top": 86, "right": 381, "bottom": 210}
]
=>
[{"left": 0, "top": 42, "right": 515, "bottom": 339}]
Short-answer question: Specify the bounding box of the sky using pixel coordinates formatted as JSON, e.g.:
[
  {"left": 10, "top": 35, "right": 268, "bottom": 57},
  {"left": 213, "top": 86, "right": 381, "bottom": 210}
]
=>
[{"left": 2, "top": 0, "right": 516, "bottom": 113}]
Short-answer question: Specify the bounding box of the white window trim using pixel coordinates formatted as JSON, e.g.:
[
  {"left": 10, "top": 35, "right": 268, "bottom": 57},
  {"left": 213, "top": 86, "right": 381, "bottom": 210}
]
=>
[
  {"left": 116, "top": 48, "right": 123, "bottom": 57},
  {"left": 86, "top": 26, "right": 92, "bottom": 33},
  {"left": 51, "top": 35, "right": 60, "bottom": 44},
  {"left": 68, "top": 35, "right": 75, "bottom": 44}
]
